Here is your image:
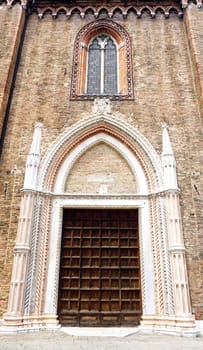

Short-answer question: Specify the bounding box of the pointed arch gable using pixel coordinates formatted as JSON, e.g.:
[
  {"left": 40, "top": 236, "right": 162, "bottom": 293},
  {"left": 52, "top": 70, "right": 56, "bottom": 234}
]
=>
[
  {"left": 54, "top": 133, "right": 147, "bottom": 194},
  {"left": 38, "top": 114, "right": 164, "bottom": 194}
]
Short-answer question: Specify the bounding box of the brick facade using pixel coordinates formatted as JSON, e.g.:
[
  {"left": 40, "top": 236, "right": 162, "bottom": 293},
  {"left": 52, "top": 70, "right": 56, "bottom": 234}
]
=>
[
  {"left": 0, "top": 4, "right": 25, "bottom": 136},
  {"left": 65, "top": 142, "right": 137, "bottom": 194},
  {"left": 0, "top": 1, "right": 203, "bottom": 322}
]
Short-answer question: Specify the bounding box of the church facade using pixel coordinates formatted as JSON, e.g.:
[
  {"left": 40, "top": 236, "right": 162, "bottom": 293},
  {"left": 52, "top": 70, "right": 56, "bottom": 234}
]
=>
[{"left": 0, "top": 0, "right": 203, "bottom": 335}]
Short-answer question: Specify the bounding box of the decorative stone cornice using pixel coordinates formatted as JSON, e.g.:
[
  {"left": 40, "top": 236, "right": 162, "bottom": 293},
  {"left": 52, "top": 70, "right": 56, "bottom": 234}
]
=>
[
  {"left": 32, "top": 2, "right": 183, "bottom": 19},
  {"left": 0, "top": 0, "right": 183, "bottom": 17},
  {"left": 0, "top": 0, "right": 202, "bottom": 13},
  {"left": 20, "top": 189, "right": 181, "bottom": 199}
]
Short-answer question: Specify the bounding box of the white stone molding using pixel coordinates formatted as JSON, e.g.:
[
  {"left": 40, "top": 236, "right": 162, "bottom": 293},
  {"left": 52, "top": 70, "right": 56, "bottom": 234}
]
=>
[
  {"left": 23, "top": 194, "right": 52, "bottom": 323},
  {"left": 34, "top": 196, "right": 52, "bottom": 316},
  {"left": 24, "top": 194, "right": 43, "bottom": 316},
  {"left": 146, "top": 194, "right": 174, "bottom": 317}
]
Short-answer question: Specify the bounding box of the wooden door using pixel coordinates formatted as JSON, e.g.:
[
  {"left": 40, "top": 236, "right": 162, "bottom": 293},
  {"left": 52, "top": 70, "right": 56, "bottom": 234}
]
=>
[{"left": 58, "top": 209, "right": 142, "bottom": 326}]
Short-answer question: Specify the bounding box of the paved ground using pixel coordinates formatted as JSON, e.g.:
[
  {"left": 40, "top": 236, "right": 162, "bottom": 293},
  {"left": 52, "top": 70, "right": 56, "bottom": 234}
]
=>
[{"left": 0, "top": 329, "right": 203, "bottom": 350}]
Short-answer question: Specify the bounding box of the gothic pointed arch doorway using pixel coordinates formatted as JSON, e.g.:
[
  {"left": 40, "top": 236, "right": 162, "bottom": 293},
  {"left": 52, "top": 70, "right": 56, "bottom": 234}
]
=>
[
  {"left": 3, "top": 110, "right": 196, "bottom": 334},
  {"left": 44, "top": 128, "right": 154, "bottom": 328},
  {"left": 56, "top": 134, "right": 145, "bottom": 326}
]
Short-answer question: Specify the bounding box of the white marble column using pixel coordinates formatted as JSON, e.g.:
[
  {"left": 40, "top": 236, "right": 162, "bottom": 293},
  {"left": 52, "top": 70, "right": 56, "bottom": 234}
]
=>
[
  {"left": 162, "top": 124, "right": 196, "bottom": 330},
  {"left": 3, "top": 123, "right": 42, "bottom": 328}
]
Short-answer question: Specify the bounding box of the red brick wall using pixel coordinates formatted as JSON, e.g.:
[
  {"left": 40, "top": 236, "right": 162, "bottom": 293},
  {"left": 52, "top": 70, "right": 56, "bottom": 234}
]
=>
[
  {"left": 0, "top": 4, "right": 25, "bottom": 136},
  {"left": 0, "top": 3, "right": 25, "bottom": 315},
  {"left": 184, "top": 5, "right": 203, "bottom": 124},
  {"left": 184, "top": 4, "right": 203, "bottom": 319}
]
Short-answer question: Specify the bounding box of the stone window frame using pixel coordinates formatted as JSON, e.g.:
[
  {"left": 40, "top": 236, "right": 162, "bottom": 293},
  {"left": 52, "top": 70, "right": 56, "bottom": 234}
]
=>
[{"left": 70, "top": 19, "right": 134, "bottom": 100}]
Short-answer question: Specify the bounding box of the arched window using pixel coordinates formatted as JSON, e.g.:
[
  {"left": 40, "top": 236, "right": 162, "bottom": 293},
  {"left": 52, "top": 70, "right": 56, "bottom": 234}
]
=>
[
  {"left": 86, "top": 35, "right": 118, "bottom": 95},
  {"left": 71, "top": 20, "right": 133, "bottom": 100}
]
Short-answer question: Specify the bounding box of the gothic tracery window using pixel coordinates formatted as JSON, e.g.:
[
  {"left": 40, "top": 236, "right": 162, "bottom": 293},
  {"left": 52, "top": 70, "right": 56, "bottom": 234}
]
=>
[
  {"left": 70, "top": 20, "right": 133, "bottom": 100},
  {"left": 86, "top": 35, "right": 118, "bottom": 95}
]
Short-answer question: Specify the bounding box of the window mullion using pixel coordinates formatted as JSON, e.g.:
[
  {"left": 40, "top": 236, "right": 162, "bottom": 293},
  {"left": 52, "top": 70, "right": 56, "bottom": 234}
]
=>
[{"left": 100, "top": 47, "right": 104, "bottom": 94}]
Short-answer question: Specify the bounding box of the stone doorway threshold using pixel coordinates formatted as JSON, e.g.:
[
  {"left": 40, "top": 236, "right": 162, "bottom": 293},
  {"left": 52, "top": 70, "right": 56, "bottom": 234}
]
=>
[{"left": 61, "top": 327, "right": 140, "bottom": 337}]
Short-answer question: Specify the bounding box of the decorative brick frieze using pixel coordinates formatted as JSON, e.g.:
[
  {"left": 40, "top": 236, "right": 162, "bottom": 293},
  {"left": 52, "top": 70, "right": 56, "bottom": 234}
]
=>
[
  {"left": 32, "top": 3, "right": 183, "bottom": 19},
  {"left": 1, "top": 0, "right": 202, "bottom": 13}
]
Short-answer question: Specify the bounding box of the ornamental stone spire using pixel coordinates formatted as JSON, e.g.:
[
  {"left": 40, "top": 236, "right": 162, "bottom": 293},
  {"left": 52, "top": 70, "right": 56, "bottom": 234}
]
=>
[
  {"left": 24, "top": 122, "right": 42, "bottom": 190},
  {"left": 162, "top": 123, "right": 178, "bottom": 191}
]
